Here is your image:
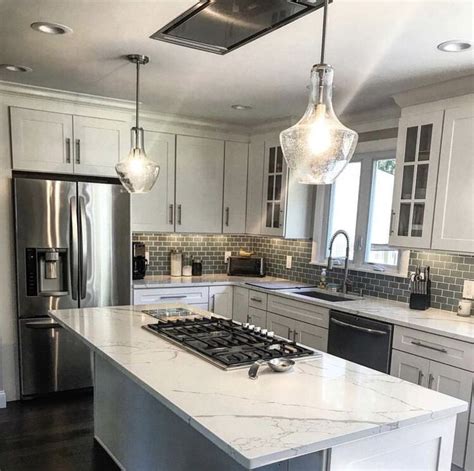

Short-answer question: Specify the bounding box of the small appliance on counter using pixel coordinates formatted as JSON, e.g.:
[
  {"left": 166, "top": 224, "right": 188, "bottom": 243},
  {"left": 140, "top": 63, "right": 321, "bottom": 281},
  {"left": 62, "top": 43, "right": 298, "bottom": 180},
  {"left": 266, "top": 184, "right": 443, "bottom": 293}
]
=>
[
  {"left": 192, "top": 256, "right": 203, "bottom": 276},
  {"left": 227, "top": 256, "right": 265, "bottom": 277},
  {"left": 133, "top": 242, "right": 147, "bottom": 280},
  {"left": 170, "top": 249, "right": 183, "bottom": 277},
  {"left": 409, "top": 266, "right": 431, "bottom": 310}
]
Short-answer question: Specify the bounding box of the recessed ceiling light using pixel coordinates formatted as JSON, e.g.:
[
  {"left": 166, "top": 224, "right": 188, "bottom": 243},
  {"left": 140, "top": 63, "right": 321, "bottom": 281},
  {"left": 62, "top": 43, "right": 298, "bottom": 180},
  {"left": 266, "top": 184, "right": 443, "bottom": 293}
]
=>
[
  {"left": 231, "top": 104, "right": 252, "bottom": 110},
  {"left": 31, "top": 22, "right": 73, "bottom": 35},
  {"left": 0, "top": 64, "right": 32, "bottom": 72},
  {"left": 437, "top": 40, "right": 471, "bottom": 52}
]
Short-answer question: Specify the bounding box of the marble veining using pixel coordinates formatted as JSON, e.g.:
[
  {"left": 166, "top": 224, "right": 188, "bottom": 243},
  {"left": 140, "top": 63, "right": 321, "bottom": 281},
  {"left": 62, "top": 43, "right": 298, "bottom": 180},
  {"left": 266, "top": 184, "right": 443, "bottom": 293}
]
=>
[
  {"left": 50, "top": 304, "right": 467, "bottom": 469},
  {"left": 133, "top": 275, "right": 474, "bottom": 342}
]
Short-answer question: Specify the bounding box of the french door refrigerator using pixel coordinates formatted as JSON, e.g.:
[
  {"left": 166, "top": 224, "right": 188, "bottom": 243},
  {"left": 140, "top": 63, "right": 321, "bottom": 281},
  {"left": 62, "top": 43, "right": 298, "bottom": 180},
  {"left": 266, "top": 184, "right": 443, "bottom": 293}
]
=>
[{"left": 14, "top": 174, "right": 131, "bottom": 398}]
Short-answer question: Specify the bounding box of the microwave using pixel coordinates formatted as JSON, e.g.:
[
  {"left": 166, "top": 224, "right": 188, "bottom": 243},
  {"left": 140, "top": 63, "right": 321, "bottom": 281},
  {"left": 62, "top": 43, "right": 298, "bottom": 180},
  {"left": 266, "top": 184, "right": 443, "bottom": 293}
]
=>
[{"left": 227, "top": 257, "right": 265, "bottom": 277}]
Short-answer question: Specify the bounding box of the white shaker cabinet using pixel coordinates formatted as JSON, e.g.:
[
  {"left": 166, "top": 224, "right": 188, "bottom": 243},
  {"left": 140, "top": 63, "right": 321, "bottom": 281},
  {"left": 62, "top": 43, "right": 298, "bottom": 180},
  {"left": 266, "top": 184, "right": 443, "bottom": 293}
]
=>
[
  {"left": 10, "top": 107, "right": 129, "bottom": 177},
  {"left": 209, "top": 286, "right": 233, "bottom": 318},
  {"left": 72, "top": 115, "right": 129, "bottom": 177},
  {"left": 432, "top": 102, "right": 474, "bottom": 253},
  {"left": 390, "top": 349, "right": 430, "bottom": 387},
  {"left": 175, "top": 135, "right": 224, "bottom": 233},
  {"left": 232, "top": 286, "right": 249, "bottom": 323},
  {"left": 247, "top": 307, "right": 267, "bottom": 329},
  {"left": 294, "top": 320, "right": 328, "bottom": 352},
  {"left": 10, "top": 108, "right": 74, "bottom": 173},
  {"left": 259, "top": 136, "right": 315, "bottom": 238},
  {"left": 389, "top": 110, "right": 444, "bottom": 249},
  {"left": 266, "top": 312, "right": 294, "bottom": 341},
  {"left": 132, "top": 131, "right": 176, "bottom": 232},
  {"left": 223, "top": 141, "right": 248, "bottom": 234}
]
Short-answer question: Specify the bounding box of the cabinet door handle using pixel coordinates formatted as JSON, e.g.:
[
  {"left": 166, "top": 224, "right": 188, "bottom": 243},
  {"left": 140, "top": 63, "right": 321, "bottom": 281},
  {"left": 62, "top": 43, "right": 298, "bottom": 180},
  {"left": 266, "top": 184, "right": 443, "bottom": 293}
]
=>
[
  {"left": 75, "top": 139, "right": 81, "bottom": 164},
  {"left": 211, "top": 294, "right": 215, "bottom": 312},
  {"left": 248, "top": 314, "right": 252, "bottom": 323},
  {"left": 428, "top": 373, "right": 435, "bottom": 389},
  {"left": 66, "top": 138, "right": 71, "bottom": 163},
  {"left": 225, "top": 207, "right": 230, "bottom": 227},
  {"left": 287, "top": 327, "right": 293, "bottom": 339},
  {"left": 411, "top": 340, "right": 447, "bottom": 354},
  {"left": 177, "top": 204, "right": 182, "bottom": 225},
  {"left": 390, "top": 210, "right": 395, "bottom": 235},
  {"left": 293, "top": 330, "right": 298, "bottom": 342},
  {"left": 169, "top": 204, "right": 174, "bottom": 225},
  {"left": 417, "top": 370, "right": 424, "bottom": 385}
]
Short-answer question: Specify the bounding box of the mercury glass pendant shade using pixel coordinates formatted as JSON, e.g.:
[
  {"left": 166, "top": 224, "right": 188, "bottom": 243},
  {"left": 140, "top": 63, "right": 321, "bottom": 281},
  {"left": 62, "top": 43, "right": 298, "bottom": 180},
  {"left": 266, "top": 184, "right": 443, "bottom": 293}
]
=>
[
  {"left": 280, "top": 64, "right": 358, "bottom": 185},
  {"left": 115, "top": 127, "right": 160, "bottom": 193}
]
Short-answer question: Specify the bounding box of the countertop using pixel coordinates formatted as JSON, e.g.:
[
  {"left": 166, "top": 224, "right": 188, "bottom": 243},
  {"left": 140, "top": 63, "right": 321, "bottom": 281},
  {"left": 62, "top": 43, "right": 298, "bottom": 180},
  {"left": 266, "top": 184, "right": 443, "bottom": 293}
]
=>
[
  {"left": 133, "top": 275, "right": 474, "bottom": 343},
  {"left": 50, "top": 303, "right": 467, "bottom": 469}
]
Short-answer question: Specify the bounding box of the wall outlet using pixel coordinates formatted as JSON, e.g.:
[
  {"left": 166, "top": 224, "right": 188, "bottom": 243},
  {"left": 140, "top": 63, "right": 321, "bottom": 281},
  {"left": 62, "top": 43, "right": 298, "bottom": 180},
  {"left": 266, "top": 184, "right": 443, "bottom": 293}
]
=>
[
  {"left": 463, "top": 280, "right": 474, "bottom": 299},
  {"left": 286, "top": 255, "right": 292, "bottom": 269},
  {"left": 224, "top": 251, "right": 232, "bottom": 263}
]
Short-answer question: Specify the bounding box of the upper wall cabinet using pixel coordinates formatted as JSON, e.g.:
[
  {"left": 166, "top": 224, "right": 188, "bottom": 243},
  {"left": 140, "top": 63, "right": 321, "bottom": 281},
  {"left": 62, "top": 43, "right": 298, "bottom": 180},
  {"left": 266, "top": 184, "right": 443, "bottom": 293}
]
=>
[
  {"left": 131, "top": 131, "right": 176, "bottom": 232},
  {"left": 432, "top": 102, "right": 474, "bottom": 253},
  {"left": 389, "top": 110, "right": 444, "bottom": 249},
  {"left": 10, "top": 107, "right": 129, "bottom": 177},
  {"left": 175, "top": 135, "right": 224, "bottom": 233},
  {"left": 223, "top": 141, "right": 248, "bottom": 234},
  {"left": 10, "top": 108, "right": 74, "bottom": 174},
  {"left": 72, "top": 116, "right": 129, "bottom": 177},
  {"left": 257, "top": 136, "right": 315, "bottom": 239}
]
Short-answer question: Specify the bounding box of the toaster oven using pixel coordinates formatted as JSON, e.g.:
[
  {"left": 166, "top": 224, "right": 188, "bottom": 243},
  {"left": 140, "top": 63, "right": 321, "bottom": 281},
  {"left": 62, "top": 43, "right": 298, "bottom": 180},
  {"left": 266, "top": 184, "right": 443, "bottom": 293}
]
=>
[{"left": 227, "top": 257, "right": 265, "bottom": 277}]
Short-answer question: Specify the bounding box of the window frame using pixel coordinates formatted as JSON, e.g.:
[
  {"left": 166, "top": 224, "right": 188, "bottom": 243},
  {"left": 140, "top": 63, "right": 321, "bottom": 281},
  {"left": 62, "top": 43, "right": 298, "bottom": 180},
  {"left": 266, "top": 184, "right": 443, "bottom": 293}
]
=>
[{"left": 311, "top": 149, "right": 409, "bottom": 277}]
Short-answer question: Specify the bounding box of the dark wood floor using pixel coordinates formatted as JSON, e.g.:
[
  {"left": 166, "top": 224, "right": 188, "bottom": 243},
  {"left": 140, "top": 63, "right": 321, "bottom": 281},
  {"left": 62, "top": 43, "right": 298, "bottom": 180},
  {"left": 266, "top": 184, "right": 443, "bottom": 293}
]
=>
[{"left": 0, "top": 391, "right": 119, "bottom": 471}]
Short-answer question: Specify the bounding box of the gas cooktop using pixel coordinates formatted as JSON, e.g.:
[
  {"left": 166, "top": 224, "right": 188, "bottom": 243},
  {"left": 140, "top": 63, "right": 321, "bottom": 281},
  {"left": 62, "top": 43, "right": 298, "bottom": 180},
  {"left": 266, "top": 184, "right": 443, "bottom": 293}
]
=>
[{"left": 142, "top": 316, "right": 316, "bottom": 370}]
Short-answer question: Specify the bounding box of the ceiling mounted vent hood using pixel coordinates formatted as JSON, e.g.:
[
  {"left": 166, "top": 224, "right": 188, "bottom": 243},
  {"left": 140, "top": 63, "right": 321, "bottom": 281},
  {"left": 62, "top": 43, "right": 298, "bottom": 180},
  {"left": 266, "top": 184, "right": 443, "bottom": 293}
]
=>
[{"left": 151, "top": 0, "right": 327, "bottom": 55}]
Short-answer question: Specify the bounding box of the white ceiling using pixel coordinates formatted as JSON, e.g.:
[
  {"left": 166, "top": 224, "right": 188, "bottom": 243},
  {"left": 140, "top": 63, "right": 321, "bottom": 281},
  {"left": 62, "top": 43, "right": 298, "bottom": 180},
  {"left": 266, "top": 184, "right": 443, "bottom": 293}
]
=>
[{"left": 0, "top": 0, "right": 473, "bottom": 125}]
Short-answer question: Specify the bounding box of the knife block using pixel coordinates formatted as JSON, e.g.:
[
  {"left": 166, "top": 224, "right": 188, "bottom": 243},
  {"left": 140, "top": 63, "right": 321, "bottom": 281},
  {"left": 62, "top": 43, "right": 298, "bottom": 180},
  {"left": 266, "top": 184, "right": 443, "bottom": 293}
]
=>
[{"left": 409, "top": 280, "right": 431, "bottom": 310}]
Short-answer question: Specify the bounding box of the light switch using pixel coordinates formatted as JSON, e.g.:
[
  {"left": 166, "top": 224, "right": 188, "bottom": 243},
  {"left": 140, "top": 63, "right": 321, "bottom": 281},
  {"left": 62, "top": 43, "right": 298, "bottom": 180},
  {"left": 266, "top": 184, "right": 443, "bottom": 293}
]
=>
[
  {"left": 286, "top": 255, "right": 292, "bottom": 269},
  {"left": 463, "top": 280, "right": 474, "bottom": 299},
  {"left": 224, "top": 251, "right": 232, "bottom": 263}
]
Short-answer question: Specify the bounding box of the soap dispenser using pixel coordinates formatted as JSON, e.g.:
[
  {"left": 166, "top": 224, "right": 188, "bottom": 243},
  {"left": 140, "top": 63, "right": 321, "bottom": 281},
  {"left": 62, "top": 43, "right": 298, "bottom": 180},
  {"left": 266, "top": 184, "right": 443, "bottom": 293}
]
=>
[{"left": 319, "top": 268, "right": 327, "bottom": 289}]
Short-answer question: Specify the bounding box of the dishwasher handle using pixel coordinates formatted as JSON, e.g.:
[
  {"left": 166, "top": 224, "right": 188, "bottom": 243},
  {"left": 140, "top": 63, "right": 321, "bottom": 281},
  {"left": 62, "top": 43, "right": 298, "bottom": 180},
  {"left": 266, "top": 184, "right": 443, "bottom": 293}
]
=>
[{"left": 330, "top": 317, "right": 388, "bottom": 336}]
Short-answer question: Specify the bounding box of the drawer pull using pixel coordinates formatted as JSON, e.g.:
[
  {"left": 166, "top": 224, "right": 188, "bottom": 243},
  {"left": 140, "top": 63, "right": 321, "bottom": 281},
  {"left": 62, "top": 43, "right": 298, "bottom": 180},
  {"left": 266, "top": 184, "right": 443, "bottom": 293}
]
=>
[
  {"left": 250, "top": 297, "right": 262, "bottom": 303},
  {"left": 411, "top": 340, "right": 447, "bottom": 354},
  {"left": 159, "top": 295, "right": 187, "bottom": 300},
  {"left": 417, "top": 370, "right": 424, "bottom": 385}
]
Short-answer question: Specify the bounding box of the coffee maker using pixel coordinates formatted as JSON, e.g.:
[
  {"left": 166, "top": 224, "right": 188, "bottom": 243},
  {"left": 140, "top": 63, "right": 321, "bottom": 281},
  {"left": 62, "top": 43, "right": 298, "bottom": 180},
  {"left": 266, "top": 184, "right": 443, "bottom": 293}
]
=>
[{"left": 133, "top": 242, "right": 147, "bottom": 280}]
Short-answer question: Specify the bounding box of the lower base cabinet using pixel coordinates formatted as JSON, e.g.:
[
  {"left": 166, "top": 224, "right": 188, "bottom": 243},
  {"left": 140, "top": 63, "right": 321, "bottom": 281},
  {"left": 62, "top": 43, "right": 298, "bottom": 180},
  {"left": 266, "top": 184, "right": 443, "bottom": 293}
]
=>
[
  {"left": 209, "top": 286, "right": 233, "bottom": 318},
  {"left": 248, "top": 307, "right": 266, "bottom": 329},
  {"left": 232, "top": 287, "right": 249, "bottom": 324},
  {"left": 267, "top": 312, "right": 328, "bottom": 352},
  {"left": 466, "top": 424, "right": 474, "bottom": 471},
  {"left": 391, "top": 349, "right": 472, "bottom": 468}
]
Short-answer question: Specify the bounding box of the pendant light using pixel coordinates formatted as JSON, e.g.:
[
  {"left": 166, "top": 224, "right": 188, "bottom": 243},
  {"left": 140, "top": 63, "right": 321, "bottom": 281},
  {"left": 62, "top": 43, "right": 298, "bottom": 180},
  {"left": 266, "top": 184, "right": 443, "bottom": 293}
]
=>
[
  {"left": 280, "top": 0, "right": 358, "bottom": 185},
  {"left": 115, "top": 54, "right": 160, "bottom": 193}
]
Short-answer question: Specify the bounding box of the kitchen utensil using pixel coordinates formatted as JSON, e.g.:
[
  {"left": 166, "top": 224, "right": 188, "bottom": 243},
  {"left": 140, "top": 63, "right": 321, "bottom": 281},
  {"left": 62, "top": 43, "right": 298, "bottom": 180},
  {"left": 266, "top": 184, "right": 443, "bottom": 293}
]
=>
[
  {"left": 192, "top": 257, "right": 202, "bottom": 276},
  {"left": 248, "top": 358, "right": 295, "bottom": 380},
  {"left": 170, "top": 250, "right": 182, "bottom": 277},
  {"left": 457, "top": 299, "right": 472, "bottom": 317}
]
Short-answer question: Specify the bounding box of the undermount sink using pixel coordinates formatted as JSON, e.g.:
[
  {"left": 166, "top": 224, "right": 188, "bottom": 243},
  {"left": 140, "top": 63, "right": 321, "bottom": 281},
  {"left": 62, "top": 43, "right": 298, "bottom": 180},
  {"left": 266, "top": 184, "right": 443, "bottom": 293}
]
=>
[{"left": 285, "top": 289, "right": 359, "bottom": 302}]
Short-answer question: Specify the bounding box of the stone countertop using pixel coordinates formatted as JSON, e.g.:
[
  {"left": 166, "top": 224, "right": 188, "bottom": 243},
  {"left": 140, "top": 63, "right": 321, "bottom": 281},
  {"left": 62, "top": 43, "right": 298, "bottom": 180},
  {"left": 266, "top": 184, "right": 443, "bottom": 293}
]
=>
[
  {"left": 133, "top": 275, "right": 474, "bottom": 343},
  {"left": 49, "top": 304, "right": 467, "bottom": 470}
]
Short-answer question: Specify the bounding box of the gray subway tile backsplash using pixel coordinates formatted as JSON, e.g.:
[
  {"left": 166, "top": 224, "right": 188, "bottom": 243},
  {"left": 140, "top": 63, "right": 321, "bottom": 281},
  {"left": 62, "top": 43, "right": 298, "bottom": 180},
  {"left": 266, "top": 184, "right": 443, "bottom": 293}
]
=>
[{"left": 133, "top": 232, "right": 473, "bottom": 313}]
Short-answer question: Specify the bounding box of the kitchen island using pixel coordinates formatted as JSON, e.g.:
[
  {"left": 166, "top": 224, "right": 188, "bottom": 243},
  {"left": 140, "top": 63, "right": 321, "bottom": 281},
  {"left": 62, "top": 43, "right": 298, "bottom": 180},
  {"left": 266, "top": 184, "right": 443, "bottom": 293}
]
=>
[{"left": 50, "top": 304, "right": 467, "bottom": 471}]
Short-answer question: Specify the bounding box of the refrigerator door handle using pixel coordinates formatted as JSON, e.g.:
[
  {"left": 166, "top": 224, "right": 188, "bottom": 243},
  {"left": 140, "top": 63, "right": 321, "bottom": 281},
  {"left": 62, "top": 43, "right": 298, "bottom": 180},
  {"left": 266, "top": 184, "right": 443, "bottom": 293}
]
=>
[
  {"left": 70, "top": 196, "right": 79, "bottom": 300},
  {"left": 79, "top": 197, "right": 88, "bottom": 300}
]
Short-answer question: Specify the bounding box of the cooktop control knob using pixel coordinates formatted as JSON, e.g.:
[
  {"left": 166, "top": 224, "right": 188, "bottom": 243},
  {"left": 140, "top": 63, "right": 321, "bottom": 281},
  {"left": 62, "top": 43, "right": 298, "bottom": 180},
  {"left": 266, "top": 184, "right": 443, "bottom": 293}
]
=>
[
  {"left": 243, "top": 323, "right": 249, "bottom": 329},
  {"left": 248, "top": 324, "right": 255, "bottom": 331},
  {"left": 261, "top": 329, "right": 268, "bottom": 336},
  {"left": 267, "top": 331, "right": 274, "bottom": 338},
  {"left": 254, "top": 326, "right": 261, "bottom": 333}
]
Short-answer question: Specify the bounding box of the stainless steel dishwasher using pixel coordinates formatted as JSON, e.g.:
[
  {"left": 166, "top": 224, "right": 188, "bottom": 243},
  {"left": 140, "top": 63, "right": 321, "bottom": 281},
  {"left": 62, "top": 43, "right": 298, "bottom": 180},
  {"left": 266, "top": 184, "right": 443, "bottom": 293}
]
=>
[{"left": 328, "top": 310, "right": 393, "bottom": 373}]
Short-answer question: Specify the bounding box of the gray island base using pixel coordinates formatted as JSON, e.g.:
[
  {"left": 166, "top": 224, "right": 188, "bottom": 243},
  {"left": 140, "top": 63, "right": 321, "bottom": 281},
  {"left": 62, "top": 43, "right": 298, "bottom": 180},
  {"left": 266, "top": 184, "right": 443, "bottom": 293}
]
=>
[{"left": 49, "top": 304, "right": 467, "bottom": 471}]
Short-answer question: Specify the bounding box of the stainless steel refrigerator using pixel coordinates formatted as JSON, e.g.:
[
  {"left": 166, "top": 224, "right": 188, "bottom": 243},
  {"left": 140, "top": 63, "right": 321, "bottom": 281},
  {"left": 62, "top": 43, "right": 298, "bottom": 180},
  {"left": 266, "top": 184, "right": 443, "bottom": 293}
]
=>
[{"left": 14, "top": 175, "right": 131, "bottom": 398}]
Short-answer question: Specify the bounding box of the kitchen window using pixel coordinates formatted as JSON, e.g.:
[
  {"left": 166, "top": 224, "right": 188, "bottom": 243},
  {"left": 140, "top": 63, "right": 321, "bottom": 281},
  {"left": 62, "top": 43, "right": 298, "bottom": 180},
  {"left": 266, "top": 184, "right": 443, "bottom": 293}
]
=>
[{"left": 312, "top": 150, "right": 409, "bottom": 276}]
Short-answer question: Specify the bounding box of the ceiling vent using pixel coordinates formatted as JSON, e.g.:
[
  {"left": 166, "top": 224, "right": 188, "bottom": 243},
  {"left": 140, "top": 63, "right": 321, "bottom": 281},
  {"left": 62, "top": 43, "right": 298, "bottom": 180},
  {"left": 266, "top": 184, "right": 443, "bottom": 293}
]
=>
[{"left": 150, "top": 0, "right": 326, "bottom": 55}]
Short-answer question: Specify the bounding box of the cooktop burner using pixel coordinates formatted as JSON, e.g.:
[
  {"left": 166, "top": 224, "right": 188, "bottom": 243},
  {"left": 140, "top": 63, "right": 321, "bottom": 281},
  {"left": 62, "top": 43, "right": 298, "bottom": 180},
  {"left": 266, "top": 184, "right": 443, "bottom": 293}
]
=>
[{"left": 143, "top": 316, "right": 315, "bottom": 369}]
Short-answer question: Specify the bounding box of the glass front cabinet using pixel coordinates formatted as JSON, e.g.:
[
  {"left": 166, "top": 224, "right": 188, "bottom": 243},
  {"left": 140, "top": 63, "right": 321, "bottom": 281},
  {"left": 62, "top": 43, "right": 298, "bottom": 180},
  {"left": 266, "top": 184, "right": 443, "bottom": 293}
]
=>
[
  {"left": 389, "top": 110, "right": 444, "bottom": 249},
  {"left": 261, "top": 142, "right": 287, "bottom": 236}
]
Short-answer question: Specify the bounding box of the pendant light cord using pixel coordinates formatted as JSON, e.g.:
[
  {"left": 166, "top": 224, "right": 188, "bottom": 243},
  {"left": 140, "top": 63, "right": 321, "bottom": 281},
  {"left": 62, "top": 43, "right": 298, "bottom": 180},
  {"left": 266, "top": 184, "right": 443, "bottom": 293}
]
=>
[
  {"left": 135, "top": 61, "right": 140, "bottom": 130},
  {"left": 320, "top": 0, "right": 329, "bottom": 64}
]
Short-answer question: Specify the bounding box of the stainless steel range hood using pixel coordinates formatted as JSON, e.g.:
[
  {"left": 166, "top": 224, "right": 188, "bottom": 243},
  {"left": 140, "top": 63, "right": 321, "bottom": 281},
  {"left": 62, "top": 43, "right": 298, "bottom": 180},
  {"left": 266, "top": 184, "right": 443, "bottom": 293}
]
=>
[{"left": 150, "top": 0, "right": 326, "bottom": 55}]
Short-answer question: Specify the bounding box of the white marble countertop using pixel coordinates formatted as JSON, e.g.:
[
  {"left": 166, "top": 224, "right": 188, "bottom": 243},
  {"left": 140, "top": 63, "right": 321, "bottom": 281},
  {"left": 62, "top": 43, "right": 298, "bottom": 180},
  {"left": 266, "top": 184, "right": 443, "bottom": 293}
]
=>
[
  {"left": 50, "top": 304, "right": 467, "bottom": 469},
  {"left": 133, "top": 275, "right": 474, "bottom": 343}
]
